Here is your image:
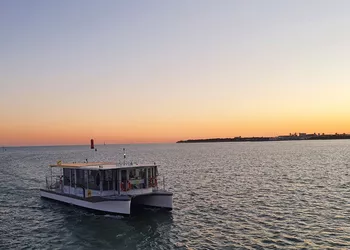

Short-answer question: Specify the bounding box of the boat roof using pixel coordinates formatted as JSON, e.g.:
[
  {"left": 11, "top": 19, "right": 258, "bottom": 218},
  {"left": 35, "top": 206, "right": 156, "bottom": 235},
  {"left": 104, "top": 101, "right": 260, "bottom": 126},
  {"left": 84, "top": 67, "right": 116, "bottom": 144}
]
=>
[{"left": 50, "top": 162, "right": 158, "bottom": 170}]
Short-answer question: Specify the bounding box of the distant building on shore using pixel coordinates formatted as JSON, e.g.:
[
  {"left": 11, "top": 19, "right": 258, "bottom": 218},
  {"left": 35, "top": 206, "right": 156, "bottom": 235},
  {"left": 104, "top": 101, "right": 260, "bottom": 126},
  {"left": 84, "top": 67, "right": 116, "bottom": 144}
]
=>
[{"left": 177, "top": 132, "right": 350, "bottom": 143}]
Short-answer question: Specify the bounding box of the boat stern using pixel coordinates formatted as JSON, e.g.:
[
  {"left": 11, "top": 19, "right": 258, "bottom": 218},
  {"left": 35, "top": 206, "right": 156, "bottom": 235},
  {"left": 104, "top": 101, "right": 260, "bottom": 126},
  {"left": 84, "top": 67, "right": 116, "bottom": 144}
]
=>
[{"left": 131, "top": 190, "right": 173, "bottom": 210}]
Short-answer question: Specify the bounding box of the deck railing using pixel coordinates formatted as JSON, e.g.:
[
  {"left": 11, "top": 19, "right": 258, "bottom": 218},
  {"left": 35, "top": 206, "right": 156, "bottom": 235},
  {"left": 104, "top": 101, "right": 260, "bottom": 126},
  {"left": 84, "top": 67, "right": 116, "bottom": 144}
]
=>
[
  {"left": 45, "top": 175, "right": 166, "bottom": 196},
  {"left": 119, "top": 176, "right": 165, "bottom": 192},
  {"left": 45, "top": 175, "right": 63, "bottom": 190}
]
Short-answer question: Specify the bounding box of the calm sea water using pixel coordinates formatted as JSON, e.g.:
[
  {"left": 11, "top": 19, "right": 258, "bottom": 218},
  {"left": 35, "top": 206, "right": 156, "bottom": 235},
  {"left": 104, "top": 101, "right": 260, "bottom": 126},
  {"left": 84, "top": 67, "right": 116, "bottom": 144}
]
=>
[{"left": 1, "top": 141, "right": 350, "bottom": 249}]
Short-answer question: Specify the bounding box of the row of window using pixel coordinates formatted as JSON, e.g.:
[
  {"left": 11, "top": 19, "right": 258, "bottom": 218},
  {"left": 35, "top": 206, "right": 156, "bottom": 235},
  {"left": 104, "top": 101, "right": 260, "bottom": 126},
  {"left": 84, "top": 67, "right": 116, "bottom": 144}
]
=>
[{"left": 63, "top": 168, "right": 157, "bottom": 191}]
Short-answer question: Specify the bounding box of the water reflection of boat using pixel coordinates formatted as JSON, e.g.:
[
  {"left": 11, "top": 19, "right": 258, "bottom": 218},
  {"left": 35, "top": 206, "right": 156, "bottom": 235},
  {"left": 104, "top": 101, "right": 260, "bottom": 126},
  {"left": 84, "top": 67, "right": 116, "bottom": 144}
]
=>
[
  {"left": 40, "top": 161, "right": 173, "bottom": 215},
  {"left": 62, "top": 207, "right": 173, "bottom": 249}
]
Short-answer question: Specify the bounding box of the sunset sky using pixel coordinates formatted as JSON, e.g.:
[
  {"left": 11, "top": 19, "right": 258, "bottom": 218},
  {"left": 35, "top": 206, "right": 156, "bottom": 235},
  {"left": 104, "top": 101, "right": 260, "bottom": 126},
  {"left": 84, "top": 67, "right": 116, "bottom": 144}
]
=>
[{"left": 1, "top": 0, "right": 350, "bottom": 146}]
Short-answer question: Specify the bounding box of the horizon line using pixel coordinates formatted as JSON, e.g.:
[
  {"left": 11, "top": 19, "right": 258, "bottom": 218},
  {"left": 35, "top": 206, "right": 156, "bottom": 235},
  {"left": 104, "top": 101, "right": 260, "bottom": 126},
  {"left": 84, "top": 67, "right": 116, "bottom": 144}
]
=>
[{"left": 1, "top": 142, "right": 177, "bottom": 148}]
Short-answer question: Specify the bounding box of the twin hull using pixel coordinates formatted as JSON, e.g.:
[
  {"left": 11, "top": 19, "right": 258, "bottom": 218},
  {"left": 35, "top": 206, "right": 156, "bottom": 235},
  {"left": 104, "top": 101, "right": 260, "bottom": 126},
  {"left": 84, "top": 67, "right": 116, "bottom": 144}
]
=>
[{"left": 40, "top": 189, "right": 173, "bottom": 215}]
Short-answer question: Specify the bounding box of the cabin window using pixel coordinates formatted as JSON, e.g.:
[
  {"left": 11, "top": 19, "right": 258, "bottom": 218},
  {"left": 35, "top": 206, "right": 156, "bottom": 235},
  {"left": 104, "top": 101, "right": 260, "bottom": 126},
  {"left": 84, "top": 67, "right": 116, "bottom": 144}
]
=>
[
  {"left": 76, "top": 169, "right": 85, "bottom": 188},
  {"left": 63, "top": 169, "right": 70, "bottom": 186},
  {"left": 128, "top": 168, "right": 146, "bottom": 189},
  {"left": 84, "top": 170, "right": 88, "bottom": 185},
  {"left": 148, "top": 168, "right": 152, "bottom": 179},
  {"left": 121, "top": 170, "right": 127, "bottom": 181},
  {"left": 129, "top": 168, "right": 145, "bottom": 180},
  {"left": 151, "top": 167, "right": 156, "bottom": 179},
  {"left": 121, "top": 170, "right": 127, "bottom": 191},
  {"left": 103, "top": 170, "right": 113, "bottom": 190},
  {"left": 129, "top": 169, "right": 136, "bottom": 179},
  {"left": 114, "top": 170, "right": 119, "bottom": 191},
  {"left": 139, "top": 168, "right": 146, "bottom": 179},
  {"left": 71, "top": 170, "right": 75, "bottom": 187},
  {"left": 88, "top": 170, "right": 100, "bottom": 190}
]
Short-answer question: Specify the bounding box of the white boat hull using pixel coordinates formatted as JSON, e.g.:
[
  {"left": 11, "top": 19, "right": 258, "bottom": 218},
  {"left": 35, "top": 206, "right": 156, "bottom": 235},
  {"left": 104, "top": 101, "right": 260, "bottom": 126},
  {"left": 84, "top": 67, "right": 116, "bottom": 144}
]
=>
[
  {"left": 40, "top": 189, "right": 131, "bottom": 215},
  {"left": 132, "top": 191, "right": 173, "bottom": 210}
]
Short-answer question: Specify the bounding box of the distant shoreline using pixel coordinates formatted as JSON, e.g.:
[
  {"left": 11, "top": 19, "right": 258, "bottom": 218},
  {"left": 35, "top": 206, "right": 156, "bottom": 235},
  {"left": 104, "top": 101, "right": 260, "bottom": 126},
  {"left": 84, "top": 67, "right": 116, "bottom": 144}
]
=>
[{"left": 177, "top": 133, "right": 350, "bottom": 143}]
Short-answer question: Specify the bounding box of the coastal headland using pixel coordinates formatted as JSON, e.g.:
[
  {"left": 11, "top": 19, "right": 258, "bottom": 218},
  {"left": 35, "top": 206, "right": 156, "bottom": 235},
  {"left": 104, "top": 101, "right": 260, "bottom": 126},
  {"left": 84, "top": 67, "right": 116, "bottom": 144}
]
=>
[{"left": 177, "top": 133, "right": 350, "bottom": 143}]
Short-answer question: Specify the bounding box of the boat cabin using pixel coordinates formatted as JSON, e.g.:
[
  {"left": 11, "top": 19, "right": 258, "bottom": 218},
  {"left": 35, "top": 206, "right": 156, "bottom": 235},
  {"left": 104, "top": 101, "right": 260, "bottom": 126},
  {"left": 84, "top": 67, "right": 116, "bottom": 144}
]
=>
[{"left": 47, "top": 162, "right": 160, "bottom": 198}]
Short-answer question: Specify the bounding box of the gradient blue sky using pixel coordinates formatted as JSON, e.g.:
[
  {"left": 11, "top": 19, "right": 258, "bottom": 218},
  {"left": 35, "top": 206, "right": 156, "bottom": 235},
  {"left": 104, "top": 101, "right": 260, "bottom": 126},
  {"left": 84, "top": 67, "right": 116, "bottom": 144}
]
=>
[{"left": 1, "top": 0, "right": 350, "bottom": 145}]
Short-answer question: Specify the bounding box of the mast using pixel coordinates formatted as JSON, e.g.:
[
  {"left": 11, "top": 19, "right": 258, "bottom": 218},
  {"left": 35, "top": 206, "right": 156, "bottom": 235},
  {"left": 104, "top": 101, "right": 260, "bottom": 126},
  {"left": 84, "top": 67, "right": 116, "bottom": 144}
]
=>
[{"left": 123, "top": 148, "right": 126, "bottom": 165}]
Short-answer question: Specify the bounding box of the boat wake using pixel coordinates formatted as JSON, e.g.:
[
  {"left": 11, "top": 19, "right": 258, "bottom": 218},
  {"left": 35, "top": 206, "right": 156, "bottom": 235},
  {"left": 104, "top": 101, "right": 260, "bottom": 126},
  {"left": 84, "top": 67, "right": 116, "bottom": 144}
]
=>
[
  {"left": 103, "top": 214, "right": 124, "bottom": 220},
  {"left": 0, "top": 204, "right": 46, "bottom": 210}
]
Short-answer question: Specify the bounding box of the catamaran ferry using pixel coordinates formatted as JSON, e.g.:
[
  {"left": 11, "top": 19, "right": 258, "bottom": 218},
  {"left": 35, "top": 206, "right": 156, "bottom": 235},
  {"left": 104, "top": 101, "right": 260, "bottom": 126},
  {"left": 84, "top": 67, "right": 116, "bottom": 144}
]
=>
[{"left": 40, "top": 161, "right": 173, "bottom": 215}]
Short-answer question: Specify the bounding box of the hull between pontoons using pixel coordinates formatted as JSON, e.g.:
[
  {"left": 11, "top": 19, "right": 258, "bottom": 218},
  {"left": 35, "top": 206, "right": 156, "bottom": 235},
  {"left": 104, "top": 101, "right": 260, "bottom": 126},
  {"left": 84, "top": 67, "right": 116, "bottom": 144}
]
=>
[
  {"left": 40, "top": 189, "right": 131, "bottom": 215},
  {"left": 132, "top": 191, "right": 173, "bottom": 210}
]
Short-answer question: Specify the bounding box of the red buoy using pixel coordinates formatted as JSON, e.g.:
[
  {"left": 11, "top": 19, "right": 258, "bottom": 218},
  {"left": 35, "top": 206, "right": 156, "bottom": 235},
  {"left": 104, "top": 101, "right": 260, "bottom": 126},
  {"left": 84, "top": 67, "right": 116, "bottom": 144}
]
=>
[{"left": 90, "top": 139, "right": 94, "bottom": 149}]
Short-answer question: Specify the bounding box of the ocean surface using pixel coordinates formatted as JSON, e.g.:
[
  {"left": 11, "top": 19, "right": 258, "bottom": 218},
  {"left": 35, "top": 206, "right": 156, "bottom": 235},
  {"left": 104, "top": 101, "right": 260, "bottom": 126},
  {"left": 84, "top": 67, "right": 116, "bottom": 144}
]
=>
[{"left": 1, "top": 140, "right": 350, "bottom": 249}]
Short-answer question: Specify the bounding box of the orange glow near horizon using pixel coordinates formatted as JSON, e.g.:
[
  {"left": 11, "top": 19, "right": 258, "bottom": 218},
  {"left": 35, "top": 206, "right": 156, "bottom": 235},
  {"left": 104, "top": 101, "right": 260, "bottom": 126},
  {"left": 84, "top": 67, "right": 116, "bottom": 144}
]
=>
[{"left": 1, "top": 113, "right": 350, "bottom": 146}]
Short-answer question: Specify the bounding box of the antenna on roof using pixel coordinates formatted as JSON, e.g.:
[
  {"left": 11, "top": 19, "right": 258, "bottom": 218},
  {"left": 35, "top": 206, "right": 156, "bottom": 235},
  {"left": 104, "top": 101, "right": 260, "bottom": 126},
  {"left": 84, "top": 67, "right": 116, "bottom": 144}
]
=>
[{"left": 123, "top": 148, "right": 126, "bottom": 165}]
